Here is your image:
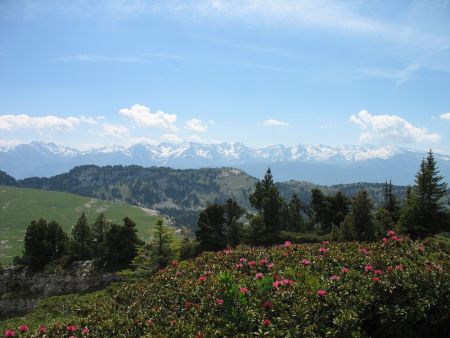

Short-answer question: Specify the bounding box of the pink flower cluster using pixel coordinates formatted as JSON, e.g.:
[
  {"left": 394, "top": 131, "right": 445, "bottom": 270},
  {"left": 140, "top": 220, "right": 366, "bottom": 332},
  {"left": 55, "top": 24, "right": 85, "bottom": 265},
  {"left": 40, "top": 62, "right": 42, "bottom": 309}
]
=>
[
  {"left": 319, "top": 247, "right": 329, "bottom": 254},
  {"left": 272, "top": 279, "right": 294, "bottom": 289}
]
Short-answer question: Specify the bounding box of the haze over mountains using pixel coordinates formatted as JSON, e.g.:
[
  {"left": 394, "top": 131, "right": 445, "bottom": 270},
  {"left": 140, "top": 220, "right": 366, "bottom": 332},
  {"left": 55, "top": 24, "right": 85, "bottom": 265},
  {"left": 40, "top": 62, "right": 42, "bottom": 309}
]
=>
[{"left": 1, "top": 141, "right": 449, "bottom": 185}]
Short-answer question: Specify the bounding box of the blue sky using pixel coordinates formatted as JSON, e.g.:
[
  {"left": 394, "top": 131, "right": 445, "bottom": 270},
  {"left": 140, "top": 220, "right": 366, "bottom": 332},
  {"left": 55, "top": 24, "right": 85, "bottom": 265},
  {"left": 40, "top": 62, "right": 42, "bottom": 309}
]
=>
[{"left": 1, "top": 0, "right": 449, "bottom": 153}]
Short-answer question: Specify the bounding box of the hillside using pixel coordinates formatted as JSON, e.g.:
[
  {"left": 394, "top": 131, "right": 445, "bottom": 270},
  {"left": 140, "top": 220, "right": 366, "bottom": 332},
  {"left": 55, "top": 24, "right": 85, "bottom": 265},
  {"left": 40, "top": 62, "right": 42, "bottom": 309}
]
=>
[
  {"left": 0, "top": 186, "right": 161, "bottom": 263},
  {"left": 2, "top": 236, "right": 450, "bottom": 337},
  {"left": 0, "top": 166, "right": 415, "bottom": 228}
]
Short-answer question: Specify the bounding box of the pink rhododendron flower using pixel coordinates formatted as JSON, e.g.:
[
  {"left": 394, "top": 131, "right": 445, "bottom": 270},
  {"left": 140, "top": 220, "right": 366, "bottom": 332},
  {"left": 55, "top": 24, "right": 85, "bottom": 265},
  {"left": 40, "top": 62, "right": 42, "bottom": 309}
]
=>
[
  {"left": 239, "top": 257, "right": 247, "bottom": 263},
  {"left": 364, "top": 265, "right": 373, "bottom": 272},
  {"left": 4, "top": 330, "right": 15, "bottom": 337},
  {"left": 382, "top": 237, "right": 388, "bottom": 244},
  {"left": 259, "top": 259, "right": 268, "bottom": 266},
  {"left": 175, "top": 271, "right": 182, "bottom": 277},
  {"left": 284, "top": 240, "right": 292, "bottom": 248},
  {"left": 395, "top": 264, "right": 404, "bottom": 271},
  {"left": 215, "top": 299, "right": 224, "bottom": 305},
  {"left": 263, "top": 319, "right": 271, "bottom": 327},
  {"left": 171, "top": 260, "right": 178, "bottom": 267},
  {"left": 248, "top": 261, "right": 256, "bottom": 267},
  {"left": 255, "top": 272, "right": 264, "bottom": 279},
  {"left": 262, "top": 300, "right": 273, "bottom": 309},
  {"left": 372, "top": 277, "right": 380, "bottom": 282},
  {"left": 302, "top": 259, "right": 311, "bottom": 266},
  {"left": 18, "top": 326, "right": 28, "bottom": 333},
  {"left": 391, "top": 235, "right": 401, "bottom": 242},
  {"left": 240, "top": 287, "right": 249, "bottom": 294},
  {"left": 146, "top": 319, "right": 154, "bottom": 327},
  {"left": 418, "top": 244, "right": 425, "bottom": 252},
  {"left": 330, "top": 274, "right": 340, "bottom": 281},
  {"left": 82, "top": 327, "right": 89, "bottom": 335},
  {"left": 341, "top": 267, "right": 349, "bottom": 273},
  {"left": 272, "top": 280, "right": 281, "bottom": 289},
  {"left": 69, "top": 336, "right": 76, "bottom": 338},
  {"left": 67, "top": 325, "right": 77, "bottom": 333},
  {"left": 359, "top": 248, "right": 370, "bottom": 255},
  {"left": 235, "top": 263, "right": 243, "bottom": 269},
  {"left": 373, "top": 269, "right": 383, "bottom": 275},
  {"left": 319, "top": 247, "right": 329, "bottom": 253},
  {"left": 387, "top": 230, "right": 396, "bottom": 237},
  {"left": 322, "top": 241, "right": 330, "bottom": 246},
  {"left": 198, "top": 275, "right": 207, "bottom": 282},
  {"left": 267, "top": 263, "right": 274, "bottom": 269},
  {"left": 38, "top": 325, "right": 46, "bottom": 334},
  {"left": 317, "top": 289, "right": 327, "bottom": 296}
]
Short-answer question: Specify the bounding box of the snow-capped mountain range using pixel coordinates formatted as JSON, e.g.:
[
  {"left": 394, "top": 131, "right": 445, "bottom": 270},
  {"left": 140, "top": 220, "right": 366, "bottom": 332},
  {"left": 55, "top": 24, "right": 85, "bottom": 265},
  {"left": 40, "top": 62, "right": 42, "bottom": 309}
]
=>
[{"left": 1, "top": 141, "right": 449, "bottom": 185}]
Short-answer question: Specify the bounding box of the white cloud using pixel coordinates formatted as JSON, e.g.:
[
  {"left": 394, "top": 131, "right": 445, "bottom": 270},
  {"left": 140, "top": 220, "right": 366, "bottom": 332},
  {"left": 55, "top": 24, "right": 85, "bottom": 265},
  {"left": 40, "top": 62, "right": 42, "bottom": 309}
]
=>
[
  {"left": 185, "top": 118, "right": 208, "bottom": 132},
  {"left": 262, "top": 118, "right": 288, "bottom": 126},
  {"left": 100, "top": 124, "right": 129, "bottom": 138},
  {"left": 440, "top": 112, "right": 450, "bottom": 120},
  {"left": 350, "top": 110, "right": 441, "bottom": 144},
  {"left": 161, "top": 133, "right": 183, "bottom": 143},
  {"left": 0, "top": 139, "right": 27, "bottom": 149},
  {"left": 119, "top": 104, "right": 178, "bottom": 130},
  {"left": 127, "top": 137, "right": 158, "bottom": 146},
  {"left": 0, "top": 114, "right": 96, "bottom": 131},
  {"left": 187, "top": 135, "right": 221, "bottom": 144}
]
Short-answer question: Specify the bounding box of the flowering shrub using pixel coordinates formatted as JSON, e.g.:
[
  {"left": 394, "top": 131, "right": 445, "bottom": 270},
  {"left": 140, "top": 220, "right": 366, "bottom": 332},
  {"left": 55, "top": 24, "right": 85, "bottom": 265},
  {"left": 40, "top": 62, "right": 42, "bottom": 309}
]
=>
[{"left": 2, "top": 236, "right": 450, "bottom": 337}]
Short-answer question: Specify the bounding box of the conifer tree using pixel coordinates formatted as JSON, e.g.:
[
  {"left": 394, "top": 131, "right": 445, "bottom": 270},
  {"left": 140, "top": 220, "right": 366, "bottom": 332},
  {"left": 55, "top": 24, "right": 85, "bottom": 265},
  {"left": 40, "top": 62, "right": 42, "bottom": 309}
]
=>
[
  {"left": 196, "top": 204, "right": 226, "bottom": 251},
  {"left": 71, "top": 213, "right": 92, "bottom": 259},
  {"left": 288, "top": 193, "right": 305, "bottom": 232},
  {"left": 223, "top": 199, "right": 244, "bottom": 247},
  {"left": 399, "top": 150, "right": 449, "bottom": 237},
  {"left": 91, "top": 212, "right": 110, "bottom": 256},
  {"left": 150, "top": 219, "right": 176, "bottom": 269},
  {"left": 338, "top": 214, "right": 356, "bottom": 241},
  {"left": 352, "top": 190, "right": 375, "bottom": 240}
]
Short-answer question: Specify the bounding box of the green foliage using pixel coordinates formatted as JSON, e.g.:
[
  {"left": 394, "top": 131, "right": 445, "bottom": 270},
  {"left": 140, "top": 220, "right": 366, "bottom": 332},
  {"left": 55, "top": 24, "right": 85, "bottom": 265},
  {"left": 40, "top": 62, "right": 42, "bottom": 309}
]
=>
[
  {"left": 373, "top": 208, "right": 394, "bottom": 239},
  {"left": 4, "top": 237, "right": 450, "bottom": 337},
  {"left": 196, "top": 203, "right": 227, "bottom": 251},
  {"left": 104, "top": 217, "right": 140, "bottom": 267},
  {"left": 150, "top": 220, "right": 177, "bottom": 269},
  {"left": 399, "top": 150, "right": 450, "bottom": 238},
  {"left": 352, "top": 190, "right": 375, "bottom": 240},
  {"left": 90, "top": 213, "right": 110, "bottom": 256},
  {"left": 23, "top": 219, "right": 68, "bottom": 268},
  {"left": 310, "top": 189, "right": 350, "bottom": 233},
  {"left": 339, "top": 214, "right": 356, "bottom": 241},
  {"left": 223, "top": 198, "right": 245, "bottom": 247},
  {"left": 0, "top": 185, "right": 161, "bottom": 263},
  {"left": 71, "top": 213, "right": 92, "bottom": 259}
]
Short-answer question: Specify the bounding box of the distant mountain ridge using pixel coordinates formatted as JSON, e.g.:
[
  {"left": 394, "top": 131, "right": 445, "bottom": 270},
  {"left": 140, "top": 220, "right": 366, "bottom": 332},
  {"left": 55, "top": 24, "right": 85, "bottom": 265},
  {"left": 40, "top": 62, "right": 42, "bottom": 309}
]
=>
[{"left": 1, "top": 141, "right": 449, "bottom": 184}]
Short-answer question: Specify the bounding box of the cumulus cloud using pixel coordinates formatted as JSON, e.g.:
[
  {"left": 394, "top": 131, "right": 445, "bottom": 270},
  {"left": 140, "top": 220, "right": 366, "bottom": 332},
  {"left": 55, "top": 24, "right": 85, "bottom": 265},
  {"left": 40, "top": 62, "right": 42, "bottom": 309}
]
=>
[
  {"left": 350, "top": 110, "right": 441, "bottom": 144},
  {"left": 119, "top": 104, "right": 178, "bottom": 130},
  {"left": 440, "top": 112, "right": 450, "bottom": 120},
  {"left": 0, "top": 114, "right": 96, "bottom": 131},
  {"left": 262, "top": 118, "right": 288, "bottom": 126},
  {"left": 185, "top": 118, "right": 208, "bottom": 132},
  {"left": 100, "top": 124, "right": 129, "bottom": 138},
  {"left": 161, "top": 133, "right": 183, "bottom": 143}
]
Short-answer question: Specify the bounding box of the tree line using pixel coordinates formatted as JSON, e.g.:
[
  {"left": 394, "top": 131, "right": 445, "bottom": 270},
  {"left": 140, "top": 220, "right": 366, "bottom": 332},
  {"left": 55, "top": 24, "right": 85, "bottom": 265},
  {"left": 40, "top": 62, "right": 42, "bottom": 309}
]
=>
[{"left": 194, "top": 150, "right": 450, "bottom": 251}]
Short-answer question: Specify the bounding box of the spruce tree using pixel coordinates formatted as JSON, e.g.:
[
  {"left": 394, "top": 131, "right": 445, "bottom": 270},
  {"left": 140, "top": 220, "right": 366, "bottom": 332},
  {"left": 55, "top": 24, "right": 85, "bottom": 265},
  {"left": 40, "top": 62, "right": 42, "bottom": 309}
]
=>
[
  {"left": 288, "top": 193, "right": 305, "bottom": 232},
  {"left": 71, "top": 213, "right": 92, "bottom": 259},
  {"left": 150, "top": 219, "right": 176, "bottom": 269},
  {"left": 338, "top": 214, "right": 356, "bottom": 241},
  {"left": 91, "top": 213, "right": 110, "bottom": 256},
  {"left": 223, "top": 199, "right": 244, "bottom": 247},
  {"left": 352, "top": 190, "right": 375, "bottom": 241},
  {"left": 399, "top": 150, "right": 449, "bottom": 237},
  {"left": 196, "top": 204, "right": 226, "bottom": 251}
]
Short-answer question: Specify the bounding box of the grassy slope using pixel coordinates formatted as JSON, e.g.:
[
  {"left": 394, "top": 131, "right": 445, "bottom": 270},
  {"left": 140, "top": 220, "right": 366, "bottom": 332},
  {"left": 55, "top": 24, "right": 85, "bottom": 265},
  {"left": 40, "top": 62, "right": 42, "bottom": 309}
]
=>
[{"left": 0, "top": 186, "right": 161, "bottom": 263}]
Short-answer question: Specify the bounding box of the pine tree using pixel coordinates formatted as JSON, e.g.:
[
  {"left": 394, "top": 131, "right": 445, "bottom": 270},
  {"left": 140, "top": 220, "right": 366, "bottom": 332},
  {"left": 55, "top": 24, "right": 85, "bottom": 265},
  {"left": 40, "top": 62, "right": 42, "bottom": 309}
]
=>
[
  {"left": 71, "top": 213, "right": 93, "bottom": 259},
  {"left": 352, "top": 190, "right": 375, "bottom": 241},
  {"left": 223, "top": 199, "right": 244, "bottom": 247},
  {"left": 288, "top": 193, "right": 305, "bottom": 232},
  {"left": 104, "top": 217, "right": 140, "bottom": 266},
  {"left": 399, "top": 150, "right": 449, "bottom": 237},
  {"left": 338, "top": 214, "right": 356, "bottom": 241},
  {"left": 150, "top": 219, "right": 176, "bottom": 269},
  {"left": 249, "top": 168, "right": 283, "bottom": 232},
  {"left": 91, "top": 213, "right": 110, "bottom": 256},
  {"left": 196, "top": 204, "right": 226, "bottom": 251},
  {"left": 383, "top": 180, "right": 400, "bottom": 223}
]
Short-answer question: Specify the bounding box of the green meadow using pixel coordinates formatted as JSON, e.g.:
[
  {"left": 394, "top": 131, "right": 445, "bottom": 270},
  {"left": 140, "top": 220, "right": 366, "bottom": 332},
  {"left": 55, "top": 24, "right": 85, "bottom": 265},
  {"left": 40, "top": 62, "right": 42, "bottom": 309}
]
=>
[{"left": 0, "top": 186, "right": 161, "bottom": 263}]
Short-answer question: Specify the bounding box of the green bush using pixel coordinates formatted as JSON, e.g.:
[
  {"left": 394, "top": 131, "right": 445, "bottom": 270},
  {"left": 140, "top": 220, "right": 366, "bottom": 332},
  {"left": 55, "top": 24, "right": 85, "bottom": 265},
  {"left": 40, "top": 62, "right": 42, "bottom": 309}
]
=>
[{"left": 2, "top": 234, "right": 450, "bottom": 337}]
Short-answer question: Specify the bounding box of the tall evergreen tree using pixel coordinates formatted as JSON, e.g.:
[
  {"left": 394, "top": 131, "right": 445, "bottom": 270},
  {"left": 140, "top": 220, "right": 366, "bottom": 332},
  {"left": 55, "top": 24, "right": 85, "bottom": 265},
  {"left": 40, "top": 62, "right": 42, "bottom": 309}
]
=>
[
  {"left": 223, "top": 199, "right": 245, "bottom": 247},
  {"left": 196, "top": 204, "right": 226, "bottom": 251},
  {"left": 150, "top": 219, "right": 176, "bottom": 269},
  {"left": 71, "top": 213, "right": 92, "bottom": 259},
  {"left": 91, "top": 212, "right": 110, "bottom": 256},
  {"left": 399, "top": 150, "right": 449, "bottom": 237},
  {"left": 383, "top": 180, "right": 400, "bottom": 223},
  {"left": 352, "top": 190, "right": 375, "bottom": 241},
  {"left": 288, "top": 193, "right": 305, "bottom": 232},
  {"left": 104, "top": 217, "right": 140, "bottom": 266}
]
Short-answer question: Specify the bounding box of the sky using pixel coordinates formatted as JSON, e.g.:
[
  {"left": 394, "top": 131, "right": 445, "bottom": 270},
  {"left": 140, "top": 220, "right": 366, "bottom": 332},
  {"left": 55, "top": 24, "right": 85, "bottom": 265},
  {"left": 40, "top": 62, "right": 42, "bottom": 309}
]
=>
[{"left": 0, "top": 0, "right": 450, "bottom": 153}]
